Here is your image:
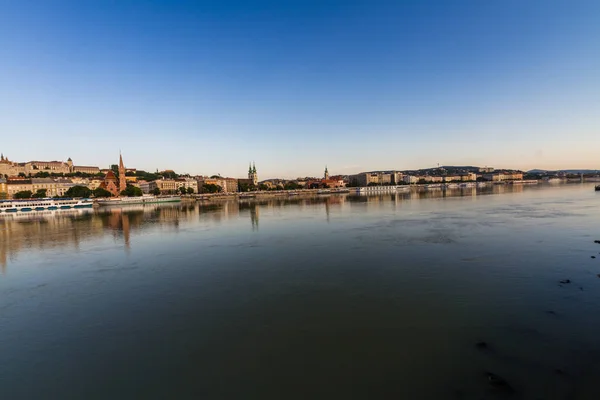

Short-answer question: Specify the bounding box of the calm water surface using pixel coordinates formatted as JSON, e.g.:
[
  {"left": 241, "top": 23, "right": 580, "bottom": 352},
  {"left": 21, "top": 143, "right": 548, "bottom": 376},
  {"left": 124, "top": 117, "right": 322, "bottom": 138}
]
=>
[{"left": 2, "top": 184, "right": 600, "bottom": 399}]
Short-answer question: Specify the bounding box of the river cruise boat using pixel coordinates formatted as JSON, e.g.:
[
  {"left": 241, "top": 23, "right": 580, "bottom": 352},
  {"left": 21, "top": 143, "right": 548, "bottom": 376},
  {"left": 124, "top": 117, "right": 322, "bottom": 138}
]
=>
[
  {"left": 95, "top": 195, "right": 181, "bottom": 207},
  {"left": 0, "top": 198, "right": 93, "bottom": 213}
]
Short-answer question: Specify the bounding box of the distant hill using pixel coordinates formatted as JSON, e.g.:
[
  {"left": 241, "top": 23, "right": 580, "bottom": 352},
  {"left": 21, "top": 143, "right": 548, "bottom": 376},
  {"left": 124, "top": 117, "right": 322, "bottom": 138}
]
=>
[{"left": 527, "top": 169, "right": 600, "bottom": 174}]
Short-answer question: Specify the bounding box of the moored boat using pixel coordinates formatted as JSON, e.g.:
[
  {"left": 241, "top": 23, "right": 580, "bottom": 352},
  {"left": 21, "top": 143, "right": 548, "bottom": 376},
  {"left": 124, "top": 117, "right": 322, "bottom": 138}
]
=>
[
  {"left": 95, "top": 195, "right": 181, "bottom": 207},
  {"left": 0, "top": 198, "right": 93, "bottom": 213}
]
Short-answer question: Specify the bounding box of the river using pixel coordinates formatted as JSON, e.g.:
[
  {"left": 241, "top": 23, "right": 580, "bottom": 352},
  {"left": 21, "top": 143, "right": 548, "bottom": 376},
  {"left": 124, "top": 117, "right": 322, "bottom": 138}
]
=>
[{"left": 1, "top": 184, "right": 600, "bottom": 399}]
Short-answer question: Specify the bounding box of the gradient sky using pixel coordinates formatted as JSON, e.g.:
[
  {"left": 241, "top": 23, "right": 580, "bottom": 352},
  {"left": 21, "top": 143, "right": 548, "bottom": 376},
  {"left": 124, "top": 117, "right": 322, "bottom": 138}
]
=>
[{"left": 1, "top": 1, "right": 599, "bottom": 178}]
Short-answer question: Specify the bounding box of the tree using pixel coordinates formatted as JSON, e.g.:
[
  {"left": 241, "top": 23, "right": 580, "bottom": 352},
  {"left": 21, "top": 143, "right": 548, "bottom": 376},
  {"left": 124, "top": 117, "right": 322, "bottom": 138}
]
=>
[
  {"left": 14, "top": 190, "right": 33, "bottom": 199},
  {"left": 65, "top": 185, "right": 92, "bottom": 198},
  {"left": 152, "top": 187, "right": 161, "bottom": 196},
  {"left": 238, "top": 182, "right": 251, "bottom": 192},
  {"left": 202, "top": 183, "right": 221, "bottom": 193},
  {"left": 178, "top": 186, "right": 187, "bottom": 195},
  {"left": 93, "top": 187, "right": 112, "bottom": 198},
  {"left": 284, "top": 181, "right": 300, "bottom": 190},
  {"left": 160, "top": 170, "right": 179, "bottom": 179},
  {"left": 34, "top": 171, "right": 50, "bottom": 178},
  {"left": 18, "top": 172, "right": 26, "bottom": 177},
  {"left": 347, "top": 178, "right": 359, "bottom": 187},
  {"left": 258, "top": 183, "right": 269, "bottom": 191},
  {"left": 210, "top": 175, "right": 221, "bottom": 179},
  {"left": 32, "top": 189, "right": 47, "bottom": 198},
  {"left": 186, "top": 187, "right": 194, "bottom": 194},
  {"left": 120, "top": 185, "right": 143, "bottom": 197}
]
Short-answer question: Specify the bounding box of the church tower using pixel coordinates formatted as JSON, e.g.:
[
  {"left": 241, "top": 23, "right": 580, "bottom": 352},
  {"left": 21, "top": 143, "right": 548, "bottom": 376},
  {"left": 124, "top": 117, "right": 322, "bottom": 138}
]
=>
[
  {"left": 118, "top": 152, "right": 127, "bottom": 193},
  {"left": 324, "top": 165, "right": 329, "bottom": 180},
  {"left": 248, "top": 162, "right": 258, "bottom": 186}
]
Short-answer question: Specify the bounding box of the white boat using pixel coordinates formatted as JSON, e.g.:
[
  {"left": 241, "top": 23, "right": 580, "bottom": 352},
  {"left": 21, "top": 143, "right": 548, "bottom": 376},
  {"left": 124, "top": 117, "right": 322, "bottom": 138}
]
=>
[
  {"left": 0, "top": 208, "right": 92, "bottom": 220},
  {"left": 95, "top": 195, "right": 181, "bottom": 207},
  {"left": 331, "top": 188, "right": 351, "bottom": 193},
  {"left": 356, "top": 186, "right": 404, "bottom": 193},
  {"left": 0, "top": 198, "right": 93, "bottom": 213}
]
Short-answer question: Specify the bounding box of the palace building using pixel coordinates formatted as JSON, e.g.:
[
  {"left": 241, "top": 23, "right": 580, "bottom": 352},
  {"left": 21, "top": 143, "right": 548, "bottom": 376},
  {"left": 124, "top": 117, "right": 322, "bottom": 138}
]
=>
[{"left": 0, "top": 153, "right": 100, "bottom": 177}]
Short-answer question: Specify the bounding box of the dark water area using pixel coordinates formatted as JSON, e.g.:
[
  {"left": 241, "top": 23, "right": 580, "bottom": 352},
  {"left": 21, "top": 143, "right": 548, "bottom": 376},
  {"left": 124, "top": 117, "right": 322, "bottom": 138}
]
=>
[{"left": 2, "top": 184, "right": 600, "bottom": 399}]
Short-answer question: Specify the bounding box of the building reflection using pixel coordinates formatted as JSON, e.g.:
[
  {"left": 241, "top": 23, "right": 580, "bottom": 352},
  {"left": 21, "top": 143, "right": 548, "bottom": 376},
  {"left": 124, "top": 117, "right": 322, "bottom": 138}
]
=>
[
  {"left": 0, "top": 185, "right": 534, "bottom": 270},
  {"left": 0, "top": 209, "right": 101, "bottom": 272},
  {"left": 0, "top": 204, "right": 202, "bottom": 271}
]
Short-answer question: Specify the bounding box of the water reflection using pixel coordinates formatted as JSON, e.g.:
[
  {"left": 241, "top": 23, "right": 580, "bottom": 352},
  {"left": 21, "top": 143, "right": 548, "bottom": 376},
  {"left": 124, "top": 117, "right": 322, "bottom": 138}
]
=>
[
  {"left": 2, "top": 183, "right": 600, "bottom": 399},
  {"left": 0, "top": 184, "right": 559, "bottom": 270}
]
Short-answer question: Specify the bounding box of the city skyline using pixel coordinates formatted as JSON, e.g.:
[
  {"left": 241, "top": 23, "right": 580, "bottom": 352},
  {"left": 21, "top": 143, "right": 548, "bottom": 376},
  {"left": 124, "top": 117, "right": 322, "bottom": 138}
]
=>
[
  {"left": 0, "top": 150, "right": 597, "bottom": 180},
  {"left": 1, "top": 1, "right": 599, "bottom": 178}
]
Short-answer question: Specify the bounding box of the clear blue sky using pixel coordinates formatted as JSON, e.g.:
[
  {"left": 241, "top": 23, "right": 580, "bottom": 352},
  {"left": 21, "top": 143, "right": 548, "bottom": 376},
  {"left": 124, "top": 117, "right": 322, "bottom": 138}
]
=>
[{"left": 1, "top": 1, "right": 599, "bottom": 178}]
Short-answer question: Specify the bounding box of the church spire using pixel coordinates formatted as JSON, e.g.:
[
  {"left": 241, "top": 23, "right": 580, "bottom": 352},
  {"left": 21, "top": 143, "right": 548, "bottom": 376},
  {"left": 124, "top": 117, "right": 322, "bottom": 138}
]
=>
[
  {"left": 118, "top": 152, "right": 127, "bottom": 193},
  {"left": 324, "top": 165, "right": 329, "bottom": 180},
  {"left": 0, "top": 153, "right": 4, "bottom": 161},
  {"left": 252, "top": 162, "right": 256, "bottom": 174},
  {"left": 249, "top": 162, "right": 252, "bottom": 174}
]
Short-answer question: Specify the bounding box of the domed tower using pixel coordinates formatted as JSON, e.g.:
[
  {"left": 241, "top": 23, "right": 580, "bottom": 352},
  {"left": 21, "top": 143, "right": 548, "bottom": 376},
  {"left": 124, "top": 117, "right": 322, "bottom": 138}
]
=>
[
  {"left": 67, "top": 157, "right": 73, "bottom": 172},
  {"left": 324, "top": 165, "right": 329, "bottom": 180}
]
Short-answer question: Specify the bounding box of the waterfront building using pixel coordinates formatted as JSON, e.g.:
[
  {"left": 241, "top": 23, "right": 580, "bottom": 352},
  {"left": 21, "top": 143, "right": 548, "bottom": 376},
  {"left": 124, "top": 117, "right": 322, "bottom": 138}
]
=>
[
  {"left": 155, "top": 179, "right": 179, "bottom": 193},
  {"left": 6, "top": 178, "right": 32, "bottom": 198},
  {"left": 4, "top": 177, "right": 75, "bottom": 198},
  {"left": 137, "top": 180, "right": 157, "bottom": 194},
  {"left": 154, "top": 177, "right": 198, "bottom": 194},
  {"left": 482, "top": 171, "right": 524, "bottom": 181},
  {"left": 404, "top": 175, "right": 419, "bottom": 184},
  {"left": 53, "top": 178, "right": 76, "bottom": 197},
  {"left": 197, "top": 177, "right": 238, "bottom": 193},
  {"left": 443, "top": 173, "right": 478, "bottom": 182},
  {"left": 219, "top": 178, "right": 239, "bottom": 193},
  {"left": 350, "top": 171, "right": 403, "bottom": 187},
  {"left": 176, "top": 178, "right": 199, "bottom": 193},
  {"left": 31, "top": 178, "right": 60, "bottom": 197},
  {"left": 0, "top": 178, "right": 7, "bottom": 199}
]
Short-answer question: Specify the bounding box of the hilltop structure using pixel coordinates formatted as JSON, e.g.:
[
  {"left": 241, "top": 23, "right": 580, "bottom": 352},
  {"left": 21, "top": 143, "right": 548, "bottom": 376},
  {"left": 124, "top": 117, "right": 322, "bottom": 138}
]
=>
[{"left": 0, "top": 153, "right": 100, "bottom": 177}]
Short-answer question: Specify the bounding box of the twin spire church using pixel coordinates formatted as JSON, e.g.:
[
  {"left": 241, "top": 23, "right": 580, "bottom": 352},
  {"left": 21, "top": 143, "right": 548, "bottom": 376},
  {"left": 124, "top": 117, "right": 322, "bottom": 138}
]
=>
[{"left": 248, "top": 162, "right": 258, "bottom": 186}]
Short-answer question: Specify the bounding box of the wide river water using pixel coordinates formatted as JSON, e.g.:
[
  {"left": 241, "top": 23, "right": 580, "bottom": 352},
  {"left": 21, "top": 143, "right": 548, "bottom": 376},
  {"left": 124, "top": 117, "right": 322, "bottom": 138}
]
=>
[{"left": 1, "top": 184, "right": 600, "bottom": 399}]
